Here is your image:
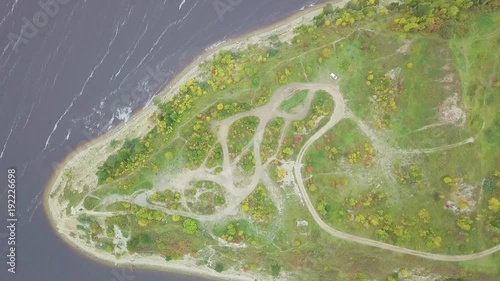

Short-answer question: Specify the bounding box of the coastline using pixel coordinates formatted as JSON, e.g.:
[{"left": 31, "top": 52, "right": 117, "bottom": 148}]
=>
[{"left": 42, "top": 1, "right": 348, "bottom": 280}]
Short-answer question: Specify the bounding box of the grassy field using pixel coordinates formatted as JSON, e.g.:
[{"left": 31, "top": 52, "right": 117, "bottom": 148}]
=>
[
  {"left": 299, "top": 5, "right": 500, "bottom": 270},
  {"left": 279, "top": 89, "right": 309, "bottom": 113}
]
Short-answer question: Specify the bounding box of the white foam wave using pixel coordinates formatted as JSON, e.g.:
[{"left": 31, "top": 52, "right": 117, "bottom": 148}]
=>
[
  {"left": 65, "top": 128, "right": 72, "bottom": 140},
  {"left": 115, "top": 106, "right": 132, "bottom": 122},
  {"left": 205, "top": 40, "right": 226, "bottom": 51},
  {"left": 0, "top": 0, "right": 19, "bottom": 28},
  {"left": 179, "top": 0, "right": 186, "bottom": 10}
]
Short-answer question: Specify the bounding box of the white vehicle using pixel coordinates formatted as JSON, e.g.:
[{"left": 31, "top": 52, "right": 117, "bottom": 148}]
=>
[{"left": 329, "top": 73, "right": 338, "bottom": 80}]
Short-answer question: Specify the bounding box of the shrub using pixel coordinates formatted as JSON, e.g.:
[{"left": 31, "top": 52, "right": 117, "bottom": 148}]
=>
[
  {"left": 215, "top": 263, "right": 224, "bottom": 272},
  {"left": 183, "top": 219, "right": 198, "bottom": 234}
]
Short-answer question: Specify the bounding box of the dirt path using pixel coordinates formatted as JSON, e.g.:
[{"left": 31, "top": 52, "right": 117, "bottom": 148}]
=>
[
  {"left": 397, "top": 137, "right": 475, "bottom": 154},
  {"left": 93, "top": 84, "right": 324, "bottom": 222}
]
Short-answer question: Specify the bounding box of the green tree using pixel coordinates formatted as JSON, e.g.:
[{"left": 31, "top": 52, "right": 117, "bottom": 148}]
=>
[
  {"left": 183, "top": 219, "right": 198, "bottom": 234},
  {"left": 443, "top": 176, "right": 454, "bottom": 184},
  {"left": 418, "top": 208, "right": 430, "bottom": 223},
  {"left": 227, "top": 224, "right": 237, "bottom": 236},
  {"left": 323, "top": 4, "right": 334, "bottom": 15},
  {"left": 215, "top": 263, "right": 224, "bottom": 272},
  {"left": 447, "top": 5, "right": 459, "bottom": 18},
  {"left": 314, "top": 14, "right": 325, "bottom": 27},
  {"left": 320, "top": 47, "right": 332, "bottom": 58},
  {"left": 483, "top": 176, "right": 496, "bottom": 192},
  {"left": 488, "top": 197, "right": 500, "bottom": 212},
  {"left": 413, "top": 2, "right": 432, "bottom": 17},
  {"left": 164, "top": 151, "right": 174, "bottom": 160},
  {"left": 456, "top": 216, "right": 472, "bottom": 231},
  {"left": 271, "top": 263, "right": 281, "bottom": 277},
  {"left": 400, "top": 267, "right": 408, "bottom": 277}
]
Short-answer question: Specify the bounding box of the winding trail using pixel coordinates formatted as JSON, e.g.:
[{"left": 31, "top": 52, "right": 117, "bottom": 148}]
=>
[
  {"left": 397, "top": 137, "right": 475, "bottom": 155},
  {"left": 292, "top": 82, "right": 500, "bottom": 262}
]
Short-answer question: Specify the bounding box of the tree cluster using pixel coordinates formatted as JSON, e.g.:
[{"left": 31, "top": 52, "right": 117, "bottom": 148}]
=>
[
  {"left": 96, "top": 137, "right": 154, "bottom": 184},
  {"left": 240, "top": 185, "right": 275, "bottom": 223},
  {"left": 150, "top": 190, "right": 182, "bottom": 210}
]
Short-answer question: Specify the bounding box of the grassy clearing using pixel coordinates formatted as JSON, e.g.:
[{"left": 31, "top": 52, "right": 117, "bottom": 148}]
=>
[
  {"left": 227, "top": 116, "right": 260, "bottom": 159},
  {"left": 185, "top": 181, "right": 226, "bottom": 215},
  {"left": 279, "top": 90, "right": 335, "bottom": 161},
  {"left": 240, "top": 185, "right": 276, "bottom": 224},
  {"left": 279, "top": 90, "right": 309, "bottom": 113},
  {"left": 298, "top": 10, "right": 500, "bottom": 256},
  {"left": 212, "top": 220, "right": 260, "bottom": 245},
  {"left": 260, "top": 117, "right": 285, "bottom": 161},
  {"left": 205, "top": 143, "right": 223, "bottom": 169}
]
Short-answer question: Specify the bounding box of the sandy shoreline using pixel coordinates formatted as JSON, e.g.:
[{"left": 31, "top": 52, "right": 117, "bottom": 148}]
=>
[{"left": 43, "top": 1, "right": 348, "bottom": 280}]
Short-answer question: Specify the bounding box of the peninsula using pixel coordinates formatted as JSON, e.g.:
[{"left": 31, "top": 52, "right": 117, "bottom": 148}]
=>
[{"left": 45, "top": 1, "right": 500, "bottom": 280}]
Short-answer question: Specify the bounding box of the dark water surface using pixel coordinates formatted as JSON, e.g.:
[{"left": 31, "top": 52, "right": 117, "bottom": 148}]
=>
[{"left": 0, "top": 0, "right": 324, "bottom": 280}]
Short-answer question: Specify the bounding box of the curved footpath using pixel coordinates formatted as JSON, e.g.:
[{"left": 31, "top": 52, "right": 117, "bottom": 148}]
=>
[{"left": 291, "top": 82, "right": 500, "bottom": 262}]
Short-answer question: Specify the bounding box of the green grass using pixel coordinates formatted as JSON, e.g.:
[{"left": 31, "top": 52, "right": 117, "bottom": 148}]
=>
[
  {"left": 227, "top": 116, "right": 260, "bottom": 158},
  {"left": 391, "top": 37, "right": 457, "bottom": 137},
  {"left": 185, "top": 181, "right": 226, "bottom": 215},
  {"left": 83, "top": 196, "right": 100, "bottom": 210},
  {"left": 458, "top": 252, "right": 500, "bottom": 276},
  {"left": 260, "top": 117, "right": 285, "bottom": 160},
  {"left": 279, "top": 89, "right": 309, "bottom": 113},
  {"left": 280, "top": 90, "right": 335, "bottom": 160},
  {"left": 92, "top": 171, "right": 153, "bottom": 198},
  {"left": 297, "top": 11, "right": 500, "bottom": 256}
]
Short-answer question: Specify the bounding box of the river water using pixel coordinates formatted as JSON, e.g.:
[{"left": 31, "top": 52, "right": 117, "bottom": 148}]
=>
[{"left": 0, "top": 1, "right": 324, "bottom": 280}]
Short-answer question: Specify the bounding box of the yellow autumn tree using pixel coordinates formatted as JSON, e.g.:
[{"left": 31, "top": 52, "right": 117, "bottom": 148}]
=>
[
  {"left": 418, "top": 208, "right": 430, "bottom": 223},
  {"left": 456, "top": 216, "right": 472, "bottom": 231},
  {"left": 488, "top": 197, "right": 499, "bottom": 212},
  {"left": 320, "top": 48, "right": 332, "bottom": 58},
  {"left": 399, "top": 268, "right": 408, "bottom": 278}
]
